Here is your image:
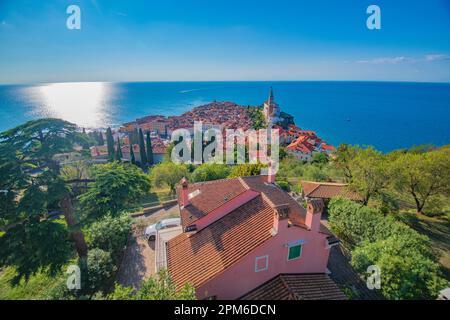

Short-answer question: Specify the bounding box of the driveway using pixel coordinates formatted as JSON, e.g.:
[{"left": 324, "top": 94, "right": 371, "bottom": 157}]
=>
[{"left": 116, "top": 205, "right": 180, "bottom": 289}]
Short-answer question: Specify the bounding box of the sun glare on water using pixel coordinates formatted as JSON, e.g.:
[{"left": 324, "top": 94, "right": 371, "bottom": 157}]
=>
[{"left": 35, "top": 82, "right": 115, "bottom": 128}]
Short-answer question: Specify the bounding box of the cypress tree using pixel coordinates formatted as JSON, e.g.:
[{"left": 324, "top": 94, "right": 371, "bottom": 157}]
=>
[
  {"left": 98, "top": 131, "right": 104, "bottom": 145},
  {"left": 130, "top": 141, "right": 136, "bottom": 165},
  {"left": 115, "top": 138, "right": 123, "bottom": 161},
  {"left": 138, "top": 128, "right": 148, "bottom": 168},
  {"left": 106, "top": 127, "right": 115, "bottom": 161},
  {"left": 132, "top": 128, "right": 139, "bottom": 144},
  {"left": 146, "top": 131, "right": 154, "bottom": 166}
]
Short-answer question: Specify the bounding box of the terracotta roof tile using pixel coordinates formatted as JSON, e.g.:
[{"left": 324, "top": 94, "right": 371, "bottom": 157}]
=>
[
  {"left": 240, "top": 176, "right": 307, "bottom": 225},
  {"left": 240, "top": 273, "right": 347, "bottom": 300},
  {"left": 177, "top": 178, "right": 248, "bottom": 227},
  {"left": 301, "top": 181, "right": 362, "bottom": 201},
  {"left": 167, "top": 195, "right": 274, "bottom": 290}
]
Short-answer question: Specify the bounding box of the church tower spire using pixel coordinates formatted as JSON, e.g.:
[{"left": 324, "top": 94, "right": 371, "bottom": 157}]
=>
[{"left": 268, "top": 87, "right": 274, "bottom": 104}]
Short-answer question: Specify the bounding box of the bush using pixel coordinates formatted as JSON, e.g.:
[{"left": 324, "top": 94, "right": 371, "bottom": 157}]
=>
[
  {"left": 107, "top": 269, "right": 196, "bottom": 300},
  {"left": 86, "top": 248, "right": 116, "bottom": 293},
  {"left": 228, "top": 163, "right": 265, "bottom": 178},
  {"left": 85, "top": 214, "right": 131, "bottom": 262},
  {"left": 277, "top": 180, "right": 290, "bottom": 191},
  {"left": 329, "top": 198, "right": 447, "bottom": 299},
  {"left": 328, "top": 198, "right": 429, "bottom": 250},
  {"left": 191, "top": 163, "right": 230, "bottom": 182},
  {"left": 352, "top": 237, "right": 448, "bottom": 299}
]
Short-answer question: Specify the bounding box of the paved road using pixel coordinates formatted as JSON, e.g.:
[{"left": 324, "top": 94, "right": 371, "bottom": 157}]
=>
[{"left": 116, "top": 206, "right": 180, "bottom": 289}]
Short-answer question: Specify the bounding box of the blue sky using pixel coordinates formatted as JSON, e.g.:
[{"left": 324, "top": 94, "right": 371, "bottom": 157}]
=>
[{"left": 1, "top": 0, "right": 450, "bottom": 84}]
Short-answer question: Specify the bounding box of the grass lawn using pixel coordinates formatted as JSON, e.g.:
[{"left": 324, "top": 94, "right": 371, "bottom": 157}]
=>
[{"left": 0, "top": 267, "right": 65, "bottom": 300}]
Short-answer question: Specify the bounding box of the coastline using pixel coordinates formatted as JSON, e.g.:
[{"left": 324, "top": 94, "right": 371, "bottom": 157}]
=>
[{"left": 1, "top": 81, "right": 449, "bottom": 151}]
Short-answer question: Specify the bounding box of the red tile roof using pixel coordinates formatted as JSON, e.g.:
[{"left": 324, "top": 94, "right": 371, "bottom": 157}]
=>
[
  {"left": 167, "top": 195, "right": 274, "bottom": 290},
  {"left": 168, "top": 175, "right": 315, "bottom": 290},
  {"left": 301, "top": 181, "right": 362, "bottom": 201},
  {"left": 167, "top": 175, "right": 338, "bottom": 291},
  {"left": 240, "top": 273, "right": 347, "bottom": 300},
  {"left": 177, "top": 178, "right": 248, "bottom": 227}
]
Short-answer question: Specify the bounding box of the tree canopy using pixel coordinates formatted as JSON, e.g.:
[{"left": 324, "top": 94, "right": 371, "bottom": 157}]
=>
[
  {"left": 0, "top": 119, "right": 88, "bottom": 279},
  {"left": 150, "top": 162, "right": 189, "bottom": 194},
  {"left": 79, "top": 162, "right": 151, "bottom": 219},
  {"left": 191, "top": 163, "right": 230, "bottom": 182},
  {"left": 390, "top": 148, "right": 450, "bottom": 214},
  {"left": 328, "top": 198, "right": 448, "bottom": 299},
  {"left": 107, "top": 269, "right": 196, "bottom": 300}
]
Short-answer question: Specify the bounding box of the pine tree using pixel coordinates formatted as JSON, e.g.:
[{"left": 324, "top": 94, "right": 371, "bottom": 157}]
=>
[
  {"left": 106, "top": 127, "right": 115, "bottom": 161},
  {"left": 138, "top": 128, "right": 148, "bottom": 168},
  {"left": 146, "top": 131, "right": 154, "bottom": 166},
  {"left": 130, "top": 141, "right": 136, "bottom": 165},
  {"left": 115, "top": 138, "right": 123, "bottom": 161}
]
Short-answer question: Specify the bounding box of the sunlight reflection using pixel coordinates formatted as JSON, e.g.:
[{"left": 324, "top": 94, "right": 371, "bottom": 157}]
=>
[{"left": 35, "top": 82, "right": 114, "bottom": 128}]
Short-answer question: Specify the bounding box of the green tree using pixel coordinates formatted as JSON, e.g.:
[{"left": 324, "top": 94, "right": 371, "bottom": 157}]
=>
[
  {"left": 79, "top": 162, "right": 151, "bottom": 219},
  {"left": 334, "top": 144, "right": 358, "bottom": 182},
  {"left": 0, "top": 119, "right": 89, "bottom": 278},
  {"left": 131, "top": 128, "right": 139, "bottom": 145},
  {"left": 115, "top": 138, "right": 123, "bottom": 161},
  {"left": 247, "top": 106, "right": 266, "bottom": 130},
  {"left": 85, "top": 248, "right": 116, "bottom": 293},
  {"left": 105, "top": 127, "right": 115, "bottom": 161},
  {"left": 311, "top": 152, "right": 329, "bottom": 166},
  {"left": 150, "top": 162, "right": 189, "bottom": 194},
  {"left": 138, "top": 129, "right": 148, "bottom": 168},
  {"left": 391, "top": 149, "right": 450, "bottom": 214},
  {"left": 146, "top": 131, "right": 154, "bottom": 166},
  {"left": 129, "top": 141, "right": 136, "bottom": 165},
  {"left": 97, "top": 131, "right": 104, "bottom": 146},
  {"left": 191, "top": 163, "right": 230, "bottom": 182},
  {"left": 328, "top": 198, "right": 447, "bottom": 299},
  {"left": 228, "top": 163, "right": 265, "bottom": 178},
  {"left": 84, "top": 214, "right": 131, "bottom": 262},
  {"left": 352, "top": 236, "right": 448, "bottom": 299},
  {"left": 107, "top": 269, "right": 196, "bottom": 300},
  {"left": 348, "top": 147, "right": 390, "bottom": 204}
]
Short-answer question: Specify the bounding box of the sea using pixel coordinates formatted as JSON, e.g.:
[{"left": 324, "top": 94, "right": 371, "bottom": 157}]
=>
[{"left": 0, "top": 81, "right": 449, "bottom": 152}]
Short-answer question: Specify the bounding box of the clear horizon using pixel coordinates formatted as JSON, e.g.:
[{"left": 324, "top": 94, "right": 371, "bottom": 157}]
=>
[{"left": 1, "top": 0, "right": 450, "bottom": 84}]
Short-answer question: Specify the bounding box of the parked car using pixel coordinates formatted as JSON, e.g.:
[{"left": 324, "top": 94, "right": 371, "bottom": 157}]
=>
[{"left": 144, "top": 217, "right": 181, "bottom": 241}]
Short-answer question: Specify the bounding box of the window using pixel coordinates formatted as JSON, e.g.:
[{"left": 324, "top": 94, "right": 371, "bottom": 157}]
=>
[
  {"left": 255, "top": 255, "right": 269, "bottom": 272},
  {"left": 288, "top": 245, "right": 302, "bottom": 260},
  {"left": 286, "top": 240, "right": 304, "bottom": 261}
]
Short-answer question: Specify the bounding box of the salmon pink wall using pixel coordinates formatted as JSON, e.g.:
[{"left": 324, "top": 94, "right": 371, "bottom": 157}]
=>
[{"left": 196, "top": 220, "right": 330, "bottom": 300}]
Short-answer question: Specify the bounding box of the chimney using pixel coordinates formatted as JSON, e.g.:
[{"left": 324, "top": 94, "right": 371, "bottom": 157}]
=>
[
  {"left": 305, "top": 199, "right": 324, "bottom": 232},
  {"left": 180, "top": 177, "right": 189, "bottom": 207},
  {"left": 267, "top": 162, "right": 275, "bottom": 184}
]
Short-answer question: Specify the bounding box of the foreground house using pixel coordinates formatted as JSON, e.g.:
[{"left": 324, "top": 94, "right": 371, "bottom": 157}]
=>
[{"left": 164, "top": 175, "right": 345, "bottom": 300}]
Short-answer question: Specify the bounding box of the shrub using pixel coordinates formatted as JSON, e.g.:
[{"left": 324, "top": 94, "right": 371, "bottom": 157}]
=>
[
  {"left": 228, "top": 163, "right": 265, "bottom": 178},
  {"left": 329, "top": 198, "right": 447, "bottom": 299},
  {"left": 85, "top": 214, "right": 131, "bottom": 262},
  {"left": 86, "top": 248, "right": 116, "bottom": 293},
  {"left": 107, "top": 269, "right": 196, "bottom": 300},
  {"left": 191, "top": 163, "right": 230, "bottom": 182},
  {"left": 328, "top": 198, "right": 429, "bottom": 250},
  {"left": 277, "top": 180, "right": 290, "bottom": 191},
  {"left": 352, "top": 237, "right": 448, "bottom": 299}
]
